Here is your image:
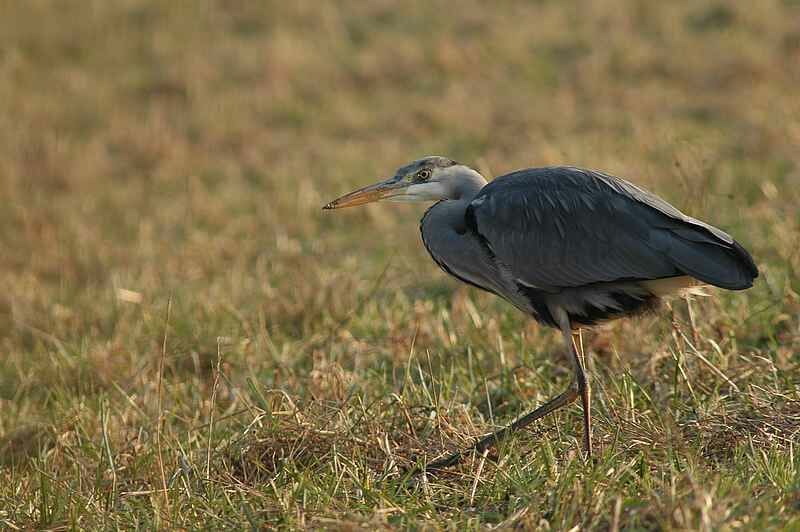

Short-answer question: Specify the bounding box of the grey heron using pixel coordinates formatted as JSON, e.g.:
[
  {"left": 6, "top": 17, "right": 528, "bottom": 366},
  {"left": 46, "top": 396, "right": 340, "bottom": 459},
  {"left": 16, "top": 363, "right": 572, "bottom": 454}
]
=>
[{"left": 323, "top": 156, "right": 758, "bottom": 470}]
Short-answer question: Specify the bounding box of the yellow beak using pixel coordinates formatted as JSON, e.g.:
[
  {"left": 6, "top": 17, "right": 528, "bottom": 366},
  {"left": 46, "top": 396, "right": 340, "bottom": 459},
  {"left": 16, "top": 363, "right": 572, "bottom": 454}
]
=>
[{"left": 322, "top": 178, "right": 407, "bottom": 210}]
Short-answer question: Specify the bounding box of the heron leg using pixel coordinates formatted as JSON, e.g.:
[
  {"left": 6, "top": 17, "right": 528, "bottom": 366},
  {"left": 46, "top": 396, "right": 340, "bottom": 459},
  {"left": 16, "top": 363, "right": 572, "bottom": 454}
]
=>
[
  {"left": 425, "top": 308, "right": 586, "bottom": 472},
  {"left": 573, "top": 330, "right": 592, "bottom": 458},
  {"left": 425, "top": 385, "right": 579, "bottom": 471},
  {"left": 554, "top": 309, "right": 592, "bottom": 458}
]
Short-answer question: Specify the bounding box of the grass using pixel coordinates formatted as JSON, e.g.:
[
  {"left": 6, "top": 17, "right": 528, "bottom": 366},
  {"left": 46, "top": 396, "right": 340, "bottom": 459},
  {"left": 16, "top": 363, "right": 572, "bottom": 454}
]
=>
[{"left": 1, "top": 0, "right": 799, "bottom": 529}]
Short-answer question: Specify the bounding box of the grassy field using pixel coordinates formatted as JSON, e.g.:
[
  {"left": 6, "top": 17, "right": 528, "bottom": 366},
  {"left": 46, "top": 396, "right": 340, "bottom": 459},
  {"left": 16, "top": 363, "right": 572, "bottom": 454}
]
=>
[{"left": 1, "top": 1, "right": 799, "bottom": 529}]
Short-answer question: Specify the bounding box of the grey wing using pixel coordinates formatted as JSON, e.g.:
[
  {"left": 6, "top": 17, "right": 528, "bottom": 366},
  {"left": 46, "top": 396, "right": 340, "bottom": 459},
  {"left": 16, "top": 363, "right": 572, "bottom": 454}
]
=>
[{"left": 466, "top": 167, "right": 758, "bottom": 292}]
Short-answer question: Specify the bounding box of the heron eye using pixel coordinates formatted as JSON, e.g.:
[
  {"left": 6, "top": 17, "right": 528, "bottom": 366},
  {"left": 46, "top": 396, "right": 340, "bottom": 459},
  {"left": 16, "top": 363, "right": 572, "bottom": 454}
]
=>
[{"left": 416, "top": 169, "right": 431, "bottom": 181}]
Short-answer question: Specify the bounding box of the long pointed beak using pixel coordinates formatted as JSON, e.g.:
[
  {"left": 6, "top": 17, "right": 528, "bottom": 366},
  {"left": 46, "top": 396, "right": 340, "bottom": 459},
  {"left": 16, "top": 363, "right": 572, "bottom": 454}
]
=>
[{"left": 322, "top": 178, "right": 407, "bottom": 210}]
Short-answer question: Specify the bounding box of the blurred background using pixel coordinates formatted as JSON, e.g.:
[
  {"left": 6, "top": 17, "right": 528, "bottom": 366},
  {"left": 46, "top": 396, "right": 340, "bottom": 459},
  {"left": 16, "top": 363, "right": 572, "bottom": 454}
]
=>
[{"left": 1, "top": 0, "right": 798, "bottom": 528}]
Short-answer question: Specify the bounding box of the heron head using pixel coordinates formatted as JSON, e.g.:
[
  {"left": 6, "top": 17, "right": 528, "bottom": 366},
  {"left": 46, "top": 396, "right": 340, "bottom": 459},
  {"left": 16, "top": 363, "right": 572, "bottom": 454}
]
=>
[{"left": 323, "top": 156, "right": 487, "bottom": 209}]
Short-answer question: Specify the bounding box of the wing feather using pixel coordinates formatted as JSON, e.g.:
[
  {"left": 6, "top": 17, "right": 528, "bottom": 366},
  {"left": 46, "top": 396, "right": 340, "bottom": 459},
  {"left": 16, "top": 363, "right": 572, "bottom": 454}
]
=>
[{"left": 466, "top": 167, "right": 758, "bottom": 292}]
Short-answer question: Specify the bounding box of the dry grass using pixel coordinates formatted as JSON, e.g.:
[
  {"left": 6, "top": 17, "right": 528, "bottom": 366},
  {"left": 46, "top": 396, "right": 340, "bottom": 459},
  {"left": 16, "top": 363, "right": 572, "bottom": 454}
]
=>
[{"left": 1, "top": 0, "right": 799, "bottom": 529}]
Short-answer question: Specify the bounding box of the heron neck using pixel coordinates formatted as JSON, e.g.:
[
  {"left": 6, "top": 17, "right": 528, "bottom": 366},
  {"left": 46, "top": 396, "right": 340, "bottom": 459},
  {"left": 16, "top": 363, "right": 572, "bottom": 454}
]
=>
[{"left": 452, "top": 171, "right": 487, "bottom": 201}]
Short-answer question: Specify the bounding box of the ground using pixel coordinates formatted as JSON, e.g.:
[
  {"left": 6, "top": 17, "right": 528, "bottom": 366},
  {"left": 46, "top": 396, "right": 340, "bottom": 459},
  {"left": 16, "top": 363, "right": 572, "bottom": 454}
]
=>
[{"left": 1, "top": 1, "right": 799, "bottom": 529}]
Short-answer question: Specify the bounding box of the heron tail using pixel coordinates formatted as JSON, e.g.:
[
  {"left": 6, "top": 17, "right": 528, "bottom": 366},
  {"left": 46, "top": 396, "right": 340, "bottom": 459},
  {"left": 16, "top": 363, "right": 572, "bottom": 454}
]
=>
[{"left": 655, "top": 227, "right": 758, "bottom": 290}]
